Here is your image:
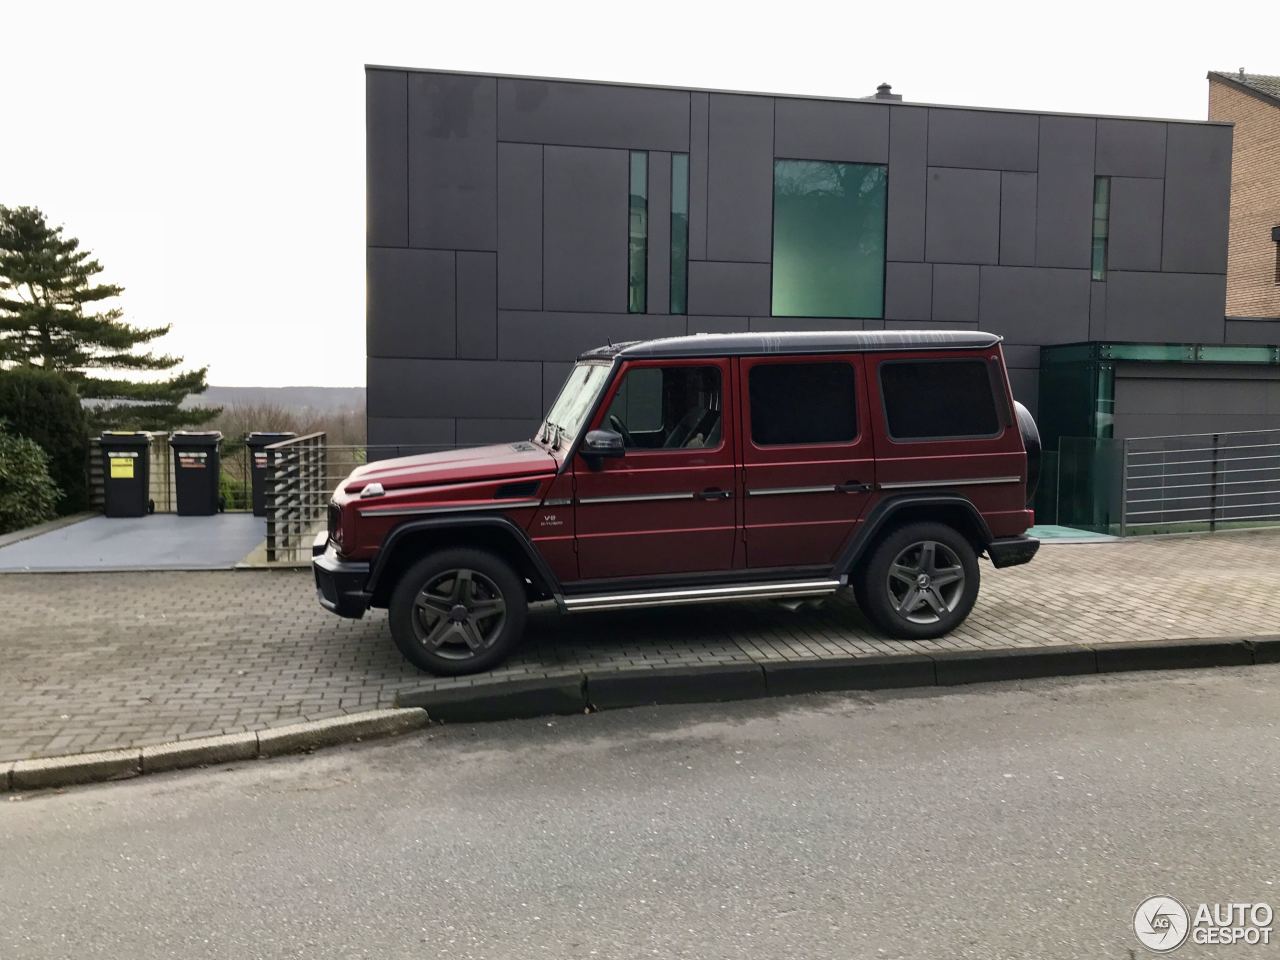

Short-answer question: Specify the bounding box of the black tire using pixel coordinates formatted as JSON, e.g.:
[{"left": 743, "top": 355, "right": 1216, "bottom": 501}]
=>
[
  {"left": 856, "top": 522, "right": 980, "bottom": 640},
  {"left": 389, "top": 548, "right": 527, "bottom": 675},
  {"left": 1014, "top": 400, "right": 1041, "bottom": 505}
]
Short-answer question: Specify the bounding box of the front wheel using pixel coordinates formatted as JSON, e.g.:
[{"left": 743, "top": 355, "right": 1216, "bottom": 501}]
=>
[
  {"left": 855, "top": 522, "right": 980, "bottom": 639},
  {"left": 389, "top": 548, "right": 527, "bottom": 675}
]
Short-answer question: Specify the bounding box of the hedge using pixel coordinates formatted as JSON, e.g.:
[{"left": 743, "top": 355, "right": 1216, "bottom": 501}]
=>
[{"left": 0, "top": 367, "right": 89, "bottom": 513}]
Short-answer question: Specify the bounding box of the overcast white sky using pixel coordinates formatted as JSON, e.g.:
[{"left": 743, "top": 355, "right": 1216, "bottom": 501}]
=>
[{"left": 4, "top": 0, "right": 1277, "bottom": 387}]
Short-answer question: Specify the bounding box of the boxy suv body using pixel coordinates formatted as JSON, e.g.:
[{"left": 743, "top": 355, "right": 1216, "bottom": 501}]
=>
[{"left": 316, "top": 331, "right": 1040, "bottom": 674}]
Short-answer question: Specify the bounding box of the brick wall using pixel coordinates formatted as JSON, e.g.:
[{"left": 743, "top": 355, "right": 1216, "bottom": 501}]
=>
[{"left": 1209, "top": 79, "right": 1280, "bottom": 319}]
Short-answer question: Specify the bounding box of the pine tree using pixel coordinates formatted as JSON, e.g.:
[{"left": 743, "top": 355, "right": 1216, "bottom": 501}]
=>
[{"left": 0, "top": 205, "right": 219, "bottom": 430}]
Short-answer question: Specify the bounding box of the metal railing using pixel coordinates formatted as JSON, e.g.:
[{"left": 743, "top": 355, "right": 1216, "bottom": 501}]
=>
[
  {"left": 1120, "top": 428, "right": 1280, "bottom": 536},
  {"left": 263, "top": 438, "right": 456, "bottom": 562}
]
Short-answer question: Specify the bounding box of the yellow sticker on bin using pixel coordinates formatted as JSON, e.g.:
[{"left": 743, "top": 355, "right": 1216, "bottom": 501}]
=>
[{"left": 110, "top": 457, "right": 135, "bottom": 479}]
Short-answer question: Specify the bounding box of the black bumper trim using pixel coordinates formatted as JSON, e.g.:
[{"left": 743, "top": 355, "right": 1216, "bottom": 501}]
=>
[
  {"left": 313, "top": 551, "right": 371, "bottom": 619},
  {"left": 986, "top": 535, "right": 1040, "bottom": 569}
]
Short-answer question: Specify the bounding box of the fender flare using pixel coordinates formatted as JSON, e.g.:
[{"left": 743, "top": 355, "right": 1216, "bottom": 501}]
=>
[
  {"left": 367, "top": 514, "right": 564, "bottom": 608},
  {"left": 834, "top": 494, "right": 994, "bottom": 575}
]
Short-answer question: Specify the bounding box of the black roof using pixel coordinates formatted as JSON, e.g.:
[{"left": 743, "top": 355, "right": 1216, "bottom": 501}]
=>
[{"left": 578, "top": 330, "right": 1003, "bottom": 361}]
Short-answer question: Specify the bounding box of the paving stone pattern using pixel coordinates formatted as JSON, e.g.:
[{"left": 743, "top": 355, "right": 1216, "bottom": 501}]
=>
[{"left": 2, "top": 530, "right": 1279, "bottom": 761}]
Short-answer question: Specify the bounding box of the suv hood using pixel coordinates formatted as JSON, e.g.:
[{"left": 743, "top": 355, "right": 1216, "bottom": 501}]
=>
[{"left": 342, "top": 442, "right": 557, "bottom": 495}]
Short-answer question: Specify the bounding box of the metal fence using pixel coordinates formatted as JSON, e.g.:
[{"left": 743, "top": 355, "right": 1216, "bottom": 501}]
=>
[
  {"left": 1120, "top": 428, "right": 1280, "bottom": 536},
  {"left": 262, "top": 437, "right": 456, "bottom": 562}
]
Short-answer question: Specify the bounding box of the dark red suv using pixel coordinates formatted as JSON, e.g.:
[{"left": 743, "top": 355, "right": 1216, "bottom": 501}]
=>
[{"left": 316, "top": 331, "right": 1040, "bottom": 674}]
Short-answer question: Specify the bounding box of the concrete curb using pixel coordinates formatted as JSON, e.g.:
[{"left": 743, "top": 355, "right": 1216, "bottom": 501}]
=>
[
  {"left": 5, "top": 635, "right": 1275, "bottom": 793},
  {"left": 2, "top": 708, "right": 428, "bottom": 794}
]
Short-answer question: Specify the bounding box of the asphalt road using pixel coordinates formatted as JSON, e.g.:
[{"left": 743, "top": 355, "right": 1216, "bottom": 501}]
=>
[{"left": 3, "top": 666, "right": 1278, "bottom": 960}]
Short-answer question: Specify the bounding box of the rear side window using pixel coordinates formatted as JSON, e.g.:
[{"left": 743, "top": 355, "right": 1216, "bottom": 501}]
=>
[
  {"left": 880, "top": 359, "right": 1000, "bottom": 440},
  {"left": 749, "top": 362, "right": 857, "bottom": 445}
]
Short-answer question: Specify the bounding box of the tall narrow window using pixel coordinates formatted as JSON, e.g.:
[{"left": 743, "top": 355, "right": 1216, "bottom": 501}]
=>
[
  {"left": 670, "top": 153, "right": 689, "bottom": 314},
  {"left": 1091, "top": 176, "right": 1110, "bottom": 282},
  {"left": 772, "top": 160, "right": 887, "bottom": 318},
  {"left": 628, "top": 151, "right": 648, "bottom": 313}
]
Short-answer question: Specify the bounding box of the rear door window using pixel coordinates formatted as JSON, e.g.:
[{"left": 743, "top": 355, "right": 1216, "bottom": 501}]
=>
[
  {"left": 748, "top": 361, "right": 858, "bottom": 446},
  {"left": 880, "top": 359, "right": 1000, "bottom": 440}
]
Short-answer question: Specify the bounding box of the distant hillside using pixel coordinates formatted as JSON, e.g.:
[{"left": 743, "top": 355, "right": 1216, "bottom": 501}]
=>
[{"left": 188, "top": 386, "right": 365, "bottom": 412}]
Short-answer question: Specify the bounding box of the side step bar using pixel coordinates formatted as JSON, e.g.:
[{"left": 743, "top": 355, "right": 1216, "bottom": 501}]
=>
[{"left": 563, "top": 579, "right": 843, "bottom": 613}]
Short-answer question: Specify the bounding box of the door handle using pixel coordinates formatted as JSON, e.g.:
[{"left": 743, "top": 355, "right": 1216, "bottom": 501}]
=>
[
  {"left": 696, "top": 488, "right": 731, "bottom": 500},
  {"left": 834, "top": 481, "right": 873, "bottom": 494}
]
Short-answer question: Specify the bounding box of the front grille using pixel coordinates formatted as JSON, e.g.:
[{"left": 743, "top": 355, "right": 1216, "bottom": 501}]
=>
[{"left": 327, "top": 501, "right": 341, "bottom": 545}]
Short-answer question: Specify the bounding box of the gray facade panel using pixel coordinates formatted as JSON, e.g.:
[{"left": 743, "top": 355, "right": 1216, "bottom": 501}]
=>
[
  {"left": 456, "top": 418, "right": 542, "bottom": 445},
  {"left": 367, "top": 248, "right": 455, "bottom": 358},
  {"left": 1225, "top": 319, "right": 1280, "bottom": 345},
  {"left": 932, "top": 264, "right": 980, "bottom": 324},
  {"left": 884, "top": 262, "right": 932, "bottom": 322},
  {"left": 688, "top": 93, "right": 709, "bottom": 261},
  {"left": 497, "top": 311, "right": 686, "bottom": 362},
  {"left": 647, "top": 151, "right": 672, "bottom": 315},
  {"left": 774, "top": 98, "right": 889, "bottom": 163},
  {"left": 368, "top": 357, "right": 542, "bottom": 419},
  {"left": 1161, "top": 124, "right": 1231, "bottom": 275},
  {"left": 1001, "top": 345, "right": 1041, "bottom": 369},
  {"left": 687, "top": 261, "right": 771, "bottom": 317},
  {"left": 999, "top": 172, "right": 1037, "bottom": 266},
  {"left": 886, "top": 107, "right": 928, "bottom": 262},
  {"left": 688, "top": 315, "right": 749, "bottom": 334},
  {"left": 542, "top": 146, "right": 628, "bottom": 313},
  {"left": 926, "top": 109, "right": 1038, "bottom": 171},
  {"left": 1107, "top": 177, "right": 1164, "bottom": 273},
  {"left": 925, "top": 167, "right": 1000, "bottom": 265},
  {"left": 1104, "top": 271, "right": 1227, "bottom": 342},
  {"left": 456, "top": 252, "right": 497, "bottom": 358},
  {"left": 407, "top": 73, "right": 497, "bottom": 250},
  {"left": 978, "top": 266, "right": 1091, "bottom": 344},
  {"left": 367, "top": 416, "right": 455, "bottom": 450},
  {"left": 706, "top": 95, "right": 773, "bottom": 263},
  {"left": 366, "top": 70, "right": 407, "bottom": 247},
  {"left": 1035, "top": 115, "right": 1095, "bottom": 269},
  {"left": 1115, "top": 366, "right": 1280, "bottom": 439},
  {"left": 497, "top": 142, "right": 542, "bottom": 309},
  {"left": 498, "top": 78, "right": 689, "bottom": 151},
  {"left": 1007, "top": 368, "right": 1039, "bottom": 414},
  {"left": 1095, "top": 119, "right": 1167, "bottom": 178}
]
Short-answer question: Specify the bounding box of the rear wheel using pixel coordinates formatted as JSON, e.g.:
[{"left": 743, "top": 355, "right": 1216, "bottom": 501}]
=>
[
  {"left": 389, "top": 548, "right": 527, "bottom": 675},
  {"left": 856, "top": 522, "right": 980, "bottom": 639}
]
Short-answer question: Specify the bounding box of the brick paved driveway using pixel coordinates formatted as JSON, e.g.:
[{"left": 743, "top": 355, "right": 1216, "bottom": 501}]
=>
[{"left": 2, "top": 530, "right": 1279, "bottom": 762}]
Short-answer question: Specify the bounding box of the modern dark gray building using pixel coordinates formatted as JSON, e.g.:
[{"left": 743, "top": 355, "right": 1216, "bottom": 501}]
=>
[{"left": 365, "top": 67, "right": 1280, "bottom": 457}]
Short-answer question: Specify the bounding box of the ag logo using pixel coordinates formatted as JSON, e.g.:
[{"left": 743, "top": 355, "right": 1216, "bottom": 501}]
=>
[{"left": 1134, "top": 896, "right": 1190, "bottom": 952}]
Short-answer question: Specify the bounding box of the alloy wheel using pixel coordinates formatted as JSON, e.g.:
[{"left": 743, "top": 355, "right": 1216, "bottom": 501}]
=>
[
  {"left": 885, "top": 540, "right": 967, "bottom": 624},
  {"left": 411, "top": 568, "right": 507, "bottom": 661}
]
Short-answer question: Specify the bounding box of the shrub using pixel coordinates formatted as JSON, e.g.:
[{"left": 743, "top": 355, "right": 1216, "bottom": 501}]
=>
[
  {"left": 0, "top": 425, "right": 60, "bottom": 534},
  {"left": 0, "top": 367, "right": 89, "bottom": 512}
]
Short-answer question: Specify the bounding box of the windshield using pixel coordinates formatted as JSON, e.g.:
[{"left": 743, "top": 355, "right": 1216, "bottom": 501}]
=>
[{"left": 537, "top": 361, "right": 612, "bottom": 448}]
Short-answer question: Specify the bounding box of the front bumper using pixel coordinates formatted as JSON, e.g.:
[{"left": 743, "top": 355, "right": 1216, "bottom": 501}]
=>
[
  {"left": 313, "top": 546, "right": 371, "bottom": 619},
  {"left": 986, "top": 535, "right": 1040, "bottom": 569}
]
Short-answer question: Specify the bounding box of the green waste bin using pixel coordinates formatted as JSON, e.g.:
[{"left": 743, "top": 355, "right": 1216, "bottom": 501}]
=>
[
  {"left": 101, "top": 432, "right": 152, "bottom": 518},
  {"left": 245, "top": 432, "right": 295, "bottom": 517},
  {"left": 170, "top": 431, "right": 223, "bottom": 516}
]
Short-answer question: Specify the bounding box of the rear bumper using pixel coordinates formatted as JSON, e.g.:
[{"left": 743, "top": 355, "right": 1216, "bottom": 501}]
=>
[
  {"left": 313, "top": 547, "right": 371, "bottom": 619},
  {"left": 986, "top": 535, "right": 1040, "bottom": 569}
]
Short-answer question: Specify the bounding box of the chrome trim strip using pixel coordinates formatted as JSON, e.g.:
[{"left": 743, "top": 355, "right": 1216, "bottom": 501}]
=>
[
  {"left": 878, "top": 476, "right": 1021, "bottom": 490},
  {"left": 543, "top": 497, "right": 573, "bottom": 507},
  {"left": 578, "top": 492, "right": 694, "bottom": 505},
  {"left": 747, "top": 485, "right": 835, "bottom": 497},
  {"left": 564, "top": 579, "right": 842, "bottom": 612},
  {"left": 358, "top": 499, "right": 542, "bottom": 518}
]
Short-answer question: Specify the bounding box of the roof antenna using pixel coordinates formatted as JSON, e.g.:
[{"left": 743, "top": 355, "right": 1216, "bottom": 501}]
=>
[{"left": 1240, "top": 67, "right": 1246, "bottom": 77}]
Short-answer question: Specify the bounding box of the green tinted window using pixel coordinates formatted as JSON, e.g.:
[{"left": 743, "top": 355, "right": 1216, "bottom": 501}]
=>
[
  {"left": 628, "top": 151, "right": 648, "bottom": 313},
  {"left": 670, "top": 153, "right": 689, "bottom": 314},
  {"left": 772, "top": 160, "right": 887, "bottom": 318},
  {"left": 1091, "top": 176, "right": 1110, "bottom": 282}
]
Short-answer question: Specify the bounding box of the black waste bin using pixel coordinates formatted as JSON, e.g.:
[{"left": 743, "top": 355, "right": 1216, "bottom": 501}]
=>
[
  {"left": 101, "top": 432, "right": 152, "bottom": 518},
  {"left": 244, "top": 432, "right": 295, "bottom": 517},
  {"left": 169, "top": 431, "right": 223, "bottom": 516}
]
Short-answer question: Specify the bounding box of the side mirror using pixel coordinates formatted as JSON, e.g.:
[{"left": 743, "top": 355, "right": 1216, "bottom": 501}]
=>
[{"left": 581, "top": 428, "right": 625, "bottom": 468}]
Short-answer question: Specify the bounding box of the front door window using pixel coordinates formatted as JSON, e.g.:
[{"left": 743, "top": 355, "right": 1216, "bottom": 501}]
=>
[{"left": 603, "top": 365, "right": 722, "bottom": 451}]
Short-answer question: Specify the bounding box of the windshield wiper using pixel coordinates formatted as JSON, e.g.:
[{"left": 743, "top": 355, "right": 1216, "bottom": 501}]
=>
[{"left": 539, "top": 419, "right": 559, "bottom": 445}]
